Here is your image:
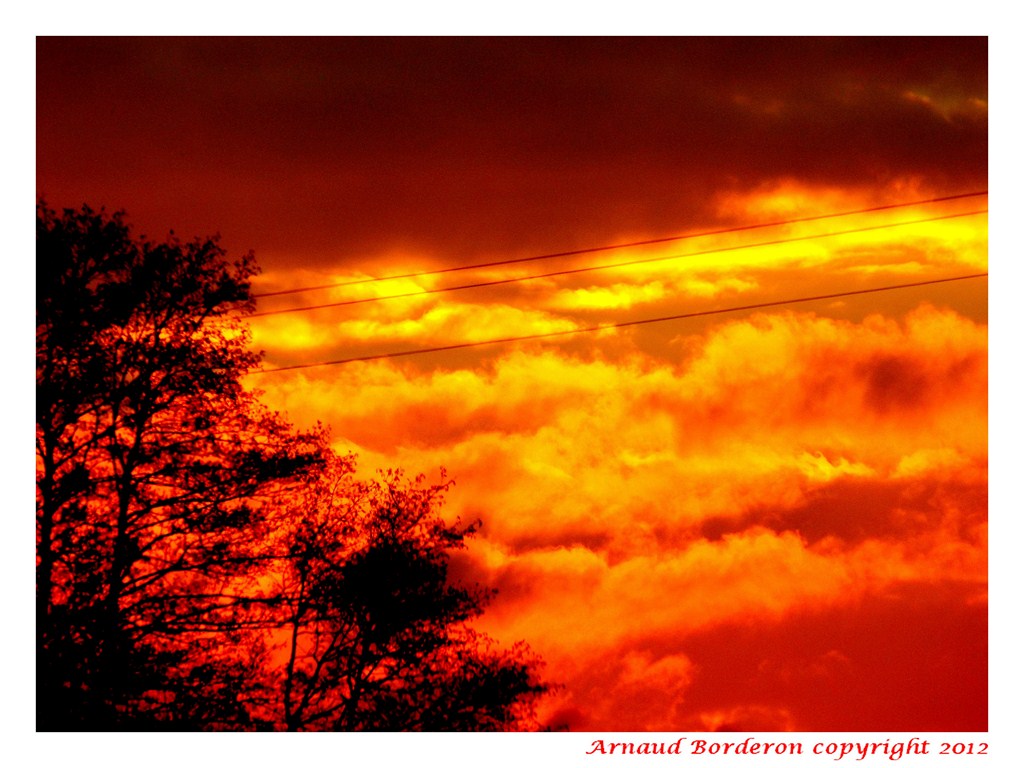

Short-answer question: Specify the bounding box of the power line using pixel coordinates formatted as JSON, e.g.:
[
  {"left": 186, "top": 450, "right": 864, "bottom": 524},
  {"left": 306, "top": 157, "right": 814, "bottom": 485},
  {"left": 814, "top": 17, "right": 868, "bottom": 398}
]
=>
[
  {"left": 249, "top": 209, "right": 987, "bottom": 318},
  {"left": 251, "top": 190, "right": 988, "bottom": 299},
  {"left": 250, "top": 272, "right": 988, "bottom": 374}
]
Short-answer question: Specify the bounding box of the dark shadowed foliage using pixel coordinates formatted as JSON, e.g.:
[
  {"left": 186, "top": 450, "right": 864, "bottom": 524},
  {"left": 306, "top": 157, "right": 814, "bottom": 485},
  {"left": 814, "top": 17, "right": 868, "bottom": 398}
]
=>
[
  {"left": 273, "top": 461, "right": 548, "bottom": 731},
  {"left": 36, "top": 203, "right": 549, "bottom": 731}
]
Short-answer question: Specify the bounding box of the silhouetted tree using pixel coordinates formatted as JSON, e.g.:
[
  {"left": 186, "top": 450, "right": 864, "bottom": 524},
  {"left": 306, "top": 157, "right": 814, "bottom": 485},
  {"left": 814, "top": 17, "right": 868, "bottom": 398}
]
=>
[
  {"left": 272, "top": 462, "right": 548, "bottom": 731},
  {"left": 36, "top": 203, "right": 325, "bottom": 729},
  {"left": 36, "top": 203, "right": 549, "bottom": 731}
]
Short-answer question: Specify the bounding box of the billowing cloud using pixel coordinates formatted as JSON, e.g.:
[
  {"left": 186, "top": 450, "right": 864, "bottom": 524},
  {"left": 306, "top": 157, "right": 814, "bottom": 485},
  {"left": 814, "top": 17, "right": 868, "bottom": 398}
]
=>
[{"left": 248, "top": 299, "right": 987, "bottom": 730}]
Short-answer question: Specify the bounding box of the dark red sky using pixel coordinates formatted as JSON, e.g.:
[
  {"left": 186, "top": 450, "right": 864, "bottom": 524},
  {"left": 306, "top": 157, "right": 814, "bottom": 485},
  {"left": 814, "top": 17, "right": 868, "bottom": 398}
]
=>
[{"left": 37, "top": 37, "right": 986, "bottom": 271}]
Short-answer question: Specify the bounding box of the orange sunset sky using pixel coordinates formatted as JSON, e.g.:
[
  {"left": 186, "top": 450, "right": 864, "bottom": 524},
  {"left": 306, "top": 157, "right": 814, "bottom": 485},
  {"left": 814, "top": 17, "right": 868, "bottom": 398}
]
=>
[{"left": 36, "top": 37, "right": 987, "bottom": 731}]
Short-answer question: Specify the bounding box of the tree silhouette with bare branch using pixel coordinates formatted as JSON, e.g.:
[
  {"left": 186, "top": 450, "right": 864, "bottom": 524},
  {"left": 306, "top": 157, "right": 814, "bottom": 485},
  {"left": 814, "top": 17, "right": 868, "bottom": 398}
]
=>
[{"left": 36, "top": 203, "right": 549, "bottom": 731}]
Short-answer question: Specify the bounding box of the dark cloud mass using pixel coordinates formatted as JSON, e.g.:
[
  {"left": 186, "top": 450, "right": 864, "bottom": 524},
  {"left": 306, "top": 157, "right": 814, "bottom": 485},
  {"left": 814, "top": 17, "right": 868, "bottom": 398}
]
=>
[
  {"left": 673, "top": 581, "right": 987, "bottom": 732},
  {"left": 37, "top": 37, "right": 987, "bottom": 270}
]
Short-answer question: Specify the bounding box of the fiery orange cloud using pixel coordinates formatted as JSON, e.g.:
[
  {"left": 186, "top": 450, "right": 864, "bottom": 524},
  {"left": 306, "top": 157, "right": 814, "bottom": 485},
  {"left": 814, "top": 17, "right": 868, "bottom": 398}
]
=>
[
  {"left": 249, "top": 296, "right": 986, "bottom": 730},
  {"left": 249, "top": 302, "right": 581, "bottom": 365},
  {"left": 247, "top": 182, "right": 986, "bottom": 381}
]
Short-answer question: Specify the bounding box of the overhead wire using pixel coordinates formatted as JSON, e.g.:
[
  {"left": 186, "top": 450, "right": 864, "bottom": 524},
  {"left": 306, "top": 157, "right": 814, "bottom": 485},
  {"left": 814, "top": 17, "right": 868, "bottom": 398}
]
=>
[
  {"left": 249, "top": 272, "right": 988, "bottom": 374},
  {"left": 249, "top": 208, "right": 987, "bottom": 318},
  {"left": 251, "top": 190, "right": 988, "bottom": 300}
]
